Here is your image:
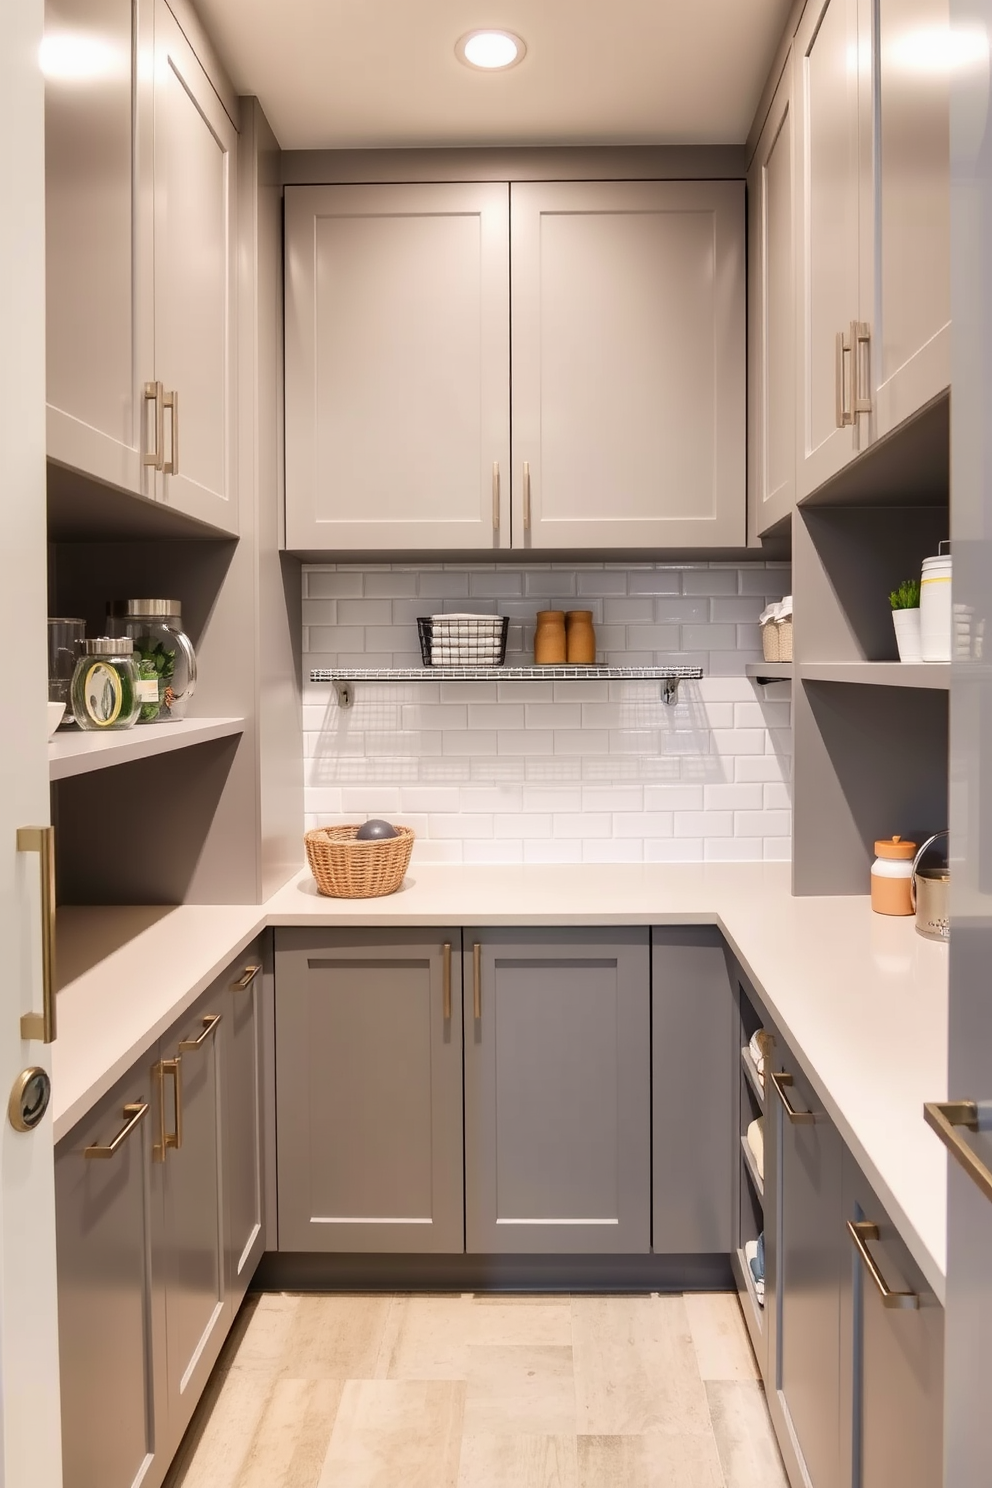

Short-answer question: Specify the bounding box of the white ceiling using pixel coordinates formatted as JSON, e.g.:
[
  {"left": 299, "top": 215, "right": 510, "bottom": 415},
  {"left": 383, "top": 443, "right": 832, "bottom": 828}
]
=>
[{"left": 194, "top": 0, "right": 793, "bottom": 150}]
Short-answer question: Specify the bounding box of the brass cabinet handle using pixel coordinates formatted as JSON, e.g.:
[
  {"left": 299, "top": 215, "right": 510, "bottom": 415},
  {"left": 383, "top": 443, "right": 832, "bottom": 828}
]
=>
[
  {"left": 473, "top": 942, "right": 482, "bottom": 1020},
  {"left": 770, "top": 1070, "right": 817, "bottom": 1125},
  {"left": 523, "top": 461, "right": 531, "bottom": 531},
  {"left": 17, "top": 826, "right": 56, "bottom": 1044},
  {"left": 442, "top": 942, "right": 452, "bottom": 1021},
  {"left": 835, "top": 328, "right": 854, "bottom": 428},
  {"left": 232, "top": 964, "right": 261, "bottom": 991},
  {"left": 492, "top": 462, "right": 500, "bottom": 532},
  {"left": 163, "top": 388, "right": 179, "bottom": 475},
  {"left": 847, "top": 1220, "right": 919, "bottom": 1310},
  {"left": 143, "top": 380, "right": 164, "bottom": 468},
  {"left": 85, "top": 1102, "right": 148, "bottom": 1159},
  {"left": 153, "top": 1058, "right": 182, "bottom": 1162},
  {"left": 924, "top": 1100, "right": 992, "bottom": 1206},
  {"left": 853, "top": 320, "right": 872, "bottom": 415},
  {"left": 178, "top": 1013, "right": 221, "bottom": 1052}
]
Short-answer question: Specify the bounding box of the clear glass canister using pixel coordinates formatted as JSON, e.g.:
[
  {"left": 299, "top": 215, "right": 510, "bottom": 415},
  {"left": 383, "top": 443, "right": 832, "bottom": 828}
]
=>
[
  {"left": 107, "top": 600, "right": 197, "bottom": 723},
  {"left": 70, "top": 637, "right": 142, "bottom": 731}
]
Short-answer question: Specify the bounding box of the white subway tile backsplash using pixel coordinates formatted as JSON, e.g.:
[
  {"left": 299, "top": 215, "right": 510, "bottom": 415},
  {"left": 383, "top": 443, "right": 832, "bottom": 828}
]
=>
[
  {"left": 554, "top": 811, "right": 612, "bottom": 838},
  {"left": 525, "top": 839, "right": 583, "bottom": 864},
  {"left": 681, "top": 570, "right": 738, "bottom": 595},
  {"left": 703, "top": 783, "right": 764, "bottom": 811},
  {"left": 307, "top": 570, "right": 363, "bottom": 598}
]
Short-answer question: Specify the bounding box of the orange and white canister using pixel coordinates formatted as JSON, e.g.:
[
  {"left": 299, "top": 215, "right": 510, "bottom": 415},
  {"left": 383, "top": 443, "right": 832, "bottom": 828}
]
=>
[{"left": 871, "top": 835, "right": 917, "bottom": 916}]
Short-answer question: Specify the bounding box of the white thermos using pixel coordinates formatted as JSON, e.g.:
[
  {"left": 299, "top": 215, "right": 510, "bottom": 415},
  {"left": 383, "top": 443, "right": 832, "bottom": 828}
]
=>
[{"left": 920, "top": 542, "right": 952, "bottom": 662}]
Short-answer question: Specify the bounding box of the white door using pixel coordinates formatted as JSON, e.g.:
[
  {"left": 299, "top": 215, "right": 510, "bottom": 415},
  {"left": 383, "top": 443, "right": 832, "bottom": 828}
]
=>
[
  {"left": 796, "top": 0, "right": 865, "bottom": 498},
  {"left": 510, "top": 180, "right": 745, "bottom": 549},
  {"left": 869, "top": 0, "right": 951, "bottom": 437},
  {"left": 0, "top": 4, "right": 65, "bottom": 1485},
  {"left": 284, "top": 182, "right": 511, "bottom": 552},
  {"left": 938, "top": 5, "right": 992, "bottom": 1481},
  {"left": 152, "top": 0, "right": 237, "bottom": 534},
  {"left": 748, "top": 56, "right": 797, "bottom": 540}
]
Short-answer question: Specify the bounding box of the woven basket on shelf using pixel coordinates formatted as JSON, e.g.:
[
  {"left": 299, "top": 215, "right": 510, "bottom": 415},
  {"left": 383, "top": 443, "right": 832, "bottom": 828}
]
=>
[{"left": 305, "top": 825, "right": 415, "bottom": 899}]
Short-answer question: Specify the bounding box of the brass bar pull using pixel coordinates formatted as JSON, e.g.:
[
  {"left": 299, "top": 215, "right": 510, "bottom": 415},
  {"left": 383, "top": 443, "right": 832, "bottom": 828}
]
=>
[
  {"left": 924, "top": 1100, "right": 992, "bottom": 1206},
  {"left": 770, "top": 1070, "right": 817, "bottom": 1125},
  {"left": 523, "top": 461, "right": 531, "bottom": 531},
  {"left": 232, "top": 964, "right": 261, "bottom": 991},
  {"left": 835, "top": 328, "right": 854, "bottom": 428},
  {"left": 178, "top": 1013, "right": 221, "bottom": 1052},
  {"left": 492, "top": 462, "right": 500, "bottom": 532},
  {"left": 17, "top": 826, "right": 56, "bottom": 1044},
  {"left": 442, "top": 942, "right": 452, "bottom": 1021},
  {"left": 853, "top": 321, "right": 872, "bottom": 415},
  {"left": 847, "top": 1220, "right": 919, "bottom": 1309},
  {"left": 143, "top": 380, "right": 164, "bottom": 469},
  {"left": 153, "top": 1058, "right": 182, "bottom": 1161},
  {"left": 85, "top": 1102, "right": 148, "bottom": 1159},
  {"left": 163, "top": 388, "right": 179, "bottom": 475},
  {"left": 473, "top": 942, "right": 482, "bottom": 1021}
]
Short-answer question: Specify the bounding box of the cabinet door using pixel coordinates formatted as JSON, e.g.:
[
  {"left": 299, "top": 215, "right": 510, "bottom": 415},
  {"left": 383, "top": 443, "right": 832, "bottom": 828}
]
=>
[
  {"left": 795, "top": 0, "right": 864, "bottom": 498},
  {"left": 869, "top": 0, "right": 950, "bottom": 438},
  {"left": 223, "top": 940, "right": 266, "bottom": 1307},
  {"left": 152, "top": 0, "right": 237, "bottom": 534},
  {"left": 56, "top": 1066, "right": 165, "bottom": 1488},
  {"left": 157, "top": 992, "right": 227, "bottom": 1446},
  {"left": 651, "top": 928, "right": 734, "bottom": 1253},
  {"left": 464, "top": 928, "right": 650, "bottom": 1253},
  {"left": 275, "top": 929, "right": 464, "bottom": 1252},
  {"left": 511, "top": 181, "right": 745, "bottom": 548},
  {"left": 769, "top": 1051, "right": 843, "bottom": 1488},
  {"left": 45, "top": 0, "right": 154, "bottom": 497},
  {"left": 284, "top": 183, "right": 511, "bottom": 551},
  {"left": 842, "top": 1157, "right": 944, "bottom": 1488},
  {"left": 749, "top": 58, "right": 796, "bottom": 540}
]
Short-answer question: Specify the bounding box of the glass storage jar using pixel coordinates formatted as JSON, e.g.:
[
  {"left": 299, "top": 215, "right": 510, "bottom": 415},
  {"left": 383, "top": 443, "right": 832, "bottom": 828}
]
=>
[
  {"left": 70, "top": 638, "right": 141, "bottom": 731},
  {"left": 107, "top": 600, "right": 197, "bottom": 722}
]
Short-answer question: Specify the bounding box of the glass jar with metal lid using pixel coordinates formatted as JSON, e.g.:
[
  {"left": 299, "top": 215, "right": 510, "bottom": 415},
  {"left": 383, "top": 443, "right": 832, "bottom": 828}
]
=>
[
  {"left": 70, "top": 638, "right": 141, "bottom": 731},
  {"left": 107, "top": 600, "right": 197, "bottom": 723}
]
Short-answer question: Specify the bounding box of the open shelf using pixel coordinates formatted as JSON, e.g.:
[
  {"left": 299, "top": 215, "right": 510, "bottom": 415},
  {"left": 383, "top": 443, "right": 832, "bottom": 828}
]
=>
[
  {"left": 50, "top": 717, "right": 245, "bottom": 781},
  {"left": 732, "top": 1246, "right": 765, "bottom": 1338},
  {"left": 310, "top": 664, "right": 705, "bottom": 708},
  {"left": 746, "top": 662, "right": 793, "bottom": 685},
  {"left": 740, "top": 1133, "right": 765, "bottom": 1201},
  {"left": 800, "top": 661, "right": 949, "bottom": 690},
  {"left": 741, "top": 1045, "right": 766, "bottom": 1107}
]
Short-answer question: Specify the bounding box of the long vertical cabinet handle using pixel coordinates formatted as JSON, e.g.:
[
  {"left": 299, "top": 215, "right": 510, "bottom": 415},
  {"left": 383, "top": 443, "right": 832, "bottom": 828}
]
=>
[
  {"left": 143, "top": 380, "right": 164, "bottom": 468},
  {"left": 473, "top": 942, "right": 482, "bottom": 1021},
  {"left": 853, "top": 322, "right": 872, "bottom": 415},
  {"left": 163, "top": 389, "right": 179, "bottom": 475},
  {"left": 492, "top": 463, "right": 500, "bottom": 533},
  {"left": 153, "top": 1057, "right": 182, "bottom": 1162},
  {"left": 442, "top": 942, "right": 452, "bottom": 1021},
  {"left": 17, "top": 826, "right": 56, "bottom": 1044},
  {"left": 523, "top": 462, "right": 532, "bottom": 532},
  {"left": 847, "top": 1220, "right": 919, "bottom": 1310},
  {"left": 835, "top": 329, "right": 854, "bottom": 428}
]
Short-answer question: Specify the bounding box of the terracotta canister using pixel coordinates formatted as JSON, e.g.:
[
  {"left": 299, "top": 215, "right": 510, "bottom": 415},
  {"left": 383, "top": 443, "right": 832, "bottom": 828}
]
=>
[
  {"left": 870, "top": 835, "right": 916, "bottom": 916},
  {"left": 565, "top": 610, "right": 596, "bottom": 663},
  {"left": 534, "top": 610, "right": 566, "bottom": 664}
]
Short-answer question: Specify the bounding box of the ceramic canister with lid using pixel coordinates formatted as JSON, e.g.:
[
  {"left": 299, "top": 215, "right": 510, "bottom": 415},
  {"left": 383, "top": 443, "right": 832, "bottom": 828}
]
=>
[
  {"left": 871, "top": 835, "right": 917, "bottom": 916},
  {"left": 920, "top": 544, "right": 952, "bottom": 662}
]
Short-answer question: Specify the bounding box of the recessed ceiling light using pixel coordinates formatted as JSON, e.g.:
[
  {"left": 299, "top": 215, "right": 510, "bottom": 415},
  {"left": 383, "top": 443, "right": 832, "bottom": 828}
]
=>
[{"left": 455, "top": 30, "right": 526, "bottom": 72}]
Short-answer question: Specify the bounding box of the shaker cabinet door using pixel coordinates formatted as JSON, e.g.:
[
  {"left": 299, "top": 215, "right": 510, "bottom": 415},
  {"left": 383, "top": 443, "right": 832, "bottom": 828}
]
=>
[
  {"left": 223, "top": 940, "right": 267, "bottom": 1306},
  {"left": 275, "top": 929, "right": 465, "bottom": 1252},
  {"left": 284, "top": 183, "right": 511, "bottom": 551},
  {"left": 463, "top": 928, "right": 651, "bottom": 1253},
  {"left": 510, "top": 181, "right": 745, "bottom": 548}
]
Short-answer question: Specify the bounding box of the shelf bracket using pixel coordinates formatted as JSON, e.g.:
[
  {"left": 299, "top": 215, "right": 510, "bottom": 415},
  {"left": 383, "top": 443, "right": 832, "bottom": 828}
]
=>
[
  {"left": 333, "top": 679, "right": 354, "bottom": 710},
  {"left": 662, "top": 678, "right": 681, "bottom": 706}
]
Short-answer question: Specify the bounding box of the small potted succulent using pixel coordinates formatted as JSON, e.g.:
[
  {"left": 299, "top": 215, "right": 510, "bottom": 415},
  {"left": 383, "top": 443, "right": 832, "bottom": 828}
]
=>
[{"left": 889, "top": 578, "right": 922, "bottom": 662}]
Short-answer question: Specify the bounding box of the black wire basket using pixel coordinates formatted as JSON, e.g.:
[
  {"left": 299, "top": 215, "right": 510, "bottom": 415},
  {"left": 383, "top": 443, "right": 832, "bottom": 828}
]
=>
[{"left": 417, "top": 616, "right": 509, "bottom": 666}]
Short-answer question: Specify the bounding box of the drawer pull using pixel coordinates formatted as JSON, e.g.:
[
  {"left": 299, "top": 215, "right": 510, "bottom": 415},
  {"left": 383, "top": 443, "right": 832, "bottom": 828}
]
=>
[
  {"left": 924, "top": 1099, "right": 992, "bottom": 1206},
  {"left": 232, "top": 964, "right": 261, "bottom": 991},
  {"left": 178, "top": 1014, "right": 222, "bottom": 1051},
  {"left": 847, "top": 1219, "right": 919, "bottom": 1310},
  {"left": 85, "top": 1102, "right": 147, "bottom": 1159},
  {"left": 153, "top": 1058, "right": 181, "bottom": 1162},
  {"left": 473, "top": 942, "right": 482, "bottom": 1020},
  {"left": 442, "top": 942, "right": 452, "bottom": 1021},
  {"left": 770, "top": 1070, "right": 817, "bottom": 1125}
]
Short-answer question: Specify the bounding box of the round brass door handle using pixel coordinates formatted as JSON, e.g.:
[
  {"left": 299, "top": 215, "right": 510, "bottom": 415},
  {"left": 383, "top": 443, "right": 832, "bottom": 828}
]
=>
[{"left": 9, "top": 1066, "right": 52, "bottom": 1132}]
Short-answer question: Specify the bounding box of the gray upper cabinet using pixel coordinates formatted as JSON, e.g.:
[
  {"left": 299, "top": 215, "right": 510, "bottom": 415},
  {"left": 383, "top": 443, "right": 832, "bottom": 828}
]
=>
[
  {"left": 284, "top": 183, "right": 511, "bottom": 552},
  {"left": 748, "top": 56, "right": 796, "bottom": 540},
  {"left": 511, "top": 181, "right": 745, "bottom": 549},
  {"left": 55, "top": 1065, "right": 165, "bottom": 1488},
  {"left": 651, "top": 929, "right": 734, "bottom": 1253},
  {"left": 275, "top": 929, "right": 465, "bottom": 1252},
  {"left": 223, "top": 940, "right": 267, "bottom": 1307},
  {"left": 463, "top": 928, "right": 651, "bottom": 1254}
]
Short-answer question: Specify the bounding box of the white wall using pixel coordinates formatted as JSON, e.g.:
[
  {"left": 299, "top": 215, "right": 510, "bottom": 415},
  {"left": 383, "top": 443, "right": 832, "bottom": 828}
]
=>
[{"left": 302, "top": 560, "right": 793, "bottom": 863}]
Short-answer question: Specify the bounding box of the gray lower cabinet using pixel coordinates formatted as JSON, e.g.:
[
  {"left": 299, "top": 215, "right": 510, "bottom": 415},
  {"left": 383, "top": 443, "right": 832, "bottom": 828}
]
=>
[
  {"left": 275, "top": 929, "right": 465, "bottom": 1252},
  {"left": 223, "top": 939, "right": 267, "bottom": 1306},
  {"left": 841, "top": 1157, "right": 944, "bottom": 1488},
  {"left": 463, "top": 927, "right": 650, "bottom": 1253},
  {"left": 652, "top": 928, "right": 735, "bottom": 1253}
]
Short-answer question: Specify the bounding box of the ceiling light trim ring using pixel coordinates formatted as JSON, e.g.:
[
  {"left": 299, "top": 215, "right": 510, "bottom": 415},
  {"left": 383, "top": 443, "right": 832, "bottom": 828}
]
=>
[{"left": 455, "top": 29, "right": 527, "bottom": 71}]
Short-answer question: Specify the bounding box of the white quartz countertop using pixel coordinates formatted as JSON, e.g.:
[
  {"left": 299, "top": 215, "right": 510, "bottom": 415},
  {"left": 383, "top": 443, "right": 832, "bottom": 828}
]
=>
[{"left": 52, "top": 862, "right": 949, "bottom": 1299}]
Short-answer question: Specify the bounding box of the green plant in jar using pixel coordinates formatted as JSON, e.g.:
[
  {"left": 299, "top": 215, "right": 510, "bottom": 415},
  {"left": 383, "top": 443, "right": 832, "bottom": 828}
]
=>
[{"left": 136, "top": 639, "right": 177, "bottom": 719}]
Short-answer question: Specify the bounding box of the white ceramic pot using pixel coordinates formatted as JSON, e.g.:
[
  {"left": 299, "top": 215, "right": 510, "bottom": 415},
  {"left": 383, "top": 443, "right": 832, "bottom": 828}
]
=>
[
  {"left": 920, "top": 551, "right": 952, "bottom": 662},
  {"left": 892, "top": 607, "right": 923, "bottom": 663}
]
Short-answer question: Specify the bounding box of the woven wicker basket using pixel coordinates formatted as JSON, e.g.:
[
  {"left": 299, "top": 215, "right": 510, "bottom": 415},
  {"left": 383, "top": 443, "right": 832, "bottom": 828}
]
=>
[{"left": 305, "top": 825, "right": 415, "bottom": 899}]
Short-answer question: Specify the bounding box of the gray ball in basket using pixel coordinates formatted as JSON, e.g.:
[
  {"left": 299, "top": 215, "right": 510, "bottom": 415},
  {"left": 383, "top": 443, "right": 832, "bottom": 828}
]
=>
[{"left": 305, "top": 825, "right": 415, "bottom": 898}]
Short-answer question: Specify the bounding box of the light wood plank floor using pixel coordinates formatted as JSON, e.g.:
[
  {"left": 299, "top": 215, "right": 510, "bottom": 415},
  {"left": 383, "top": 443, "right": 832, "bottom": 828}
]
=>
[{"left": 165, "top": 1292, "right": 788, "bottom": 1488}]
